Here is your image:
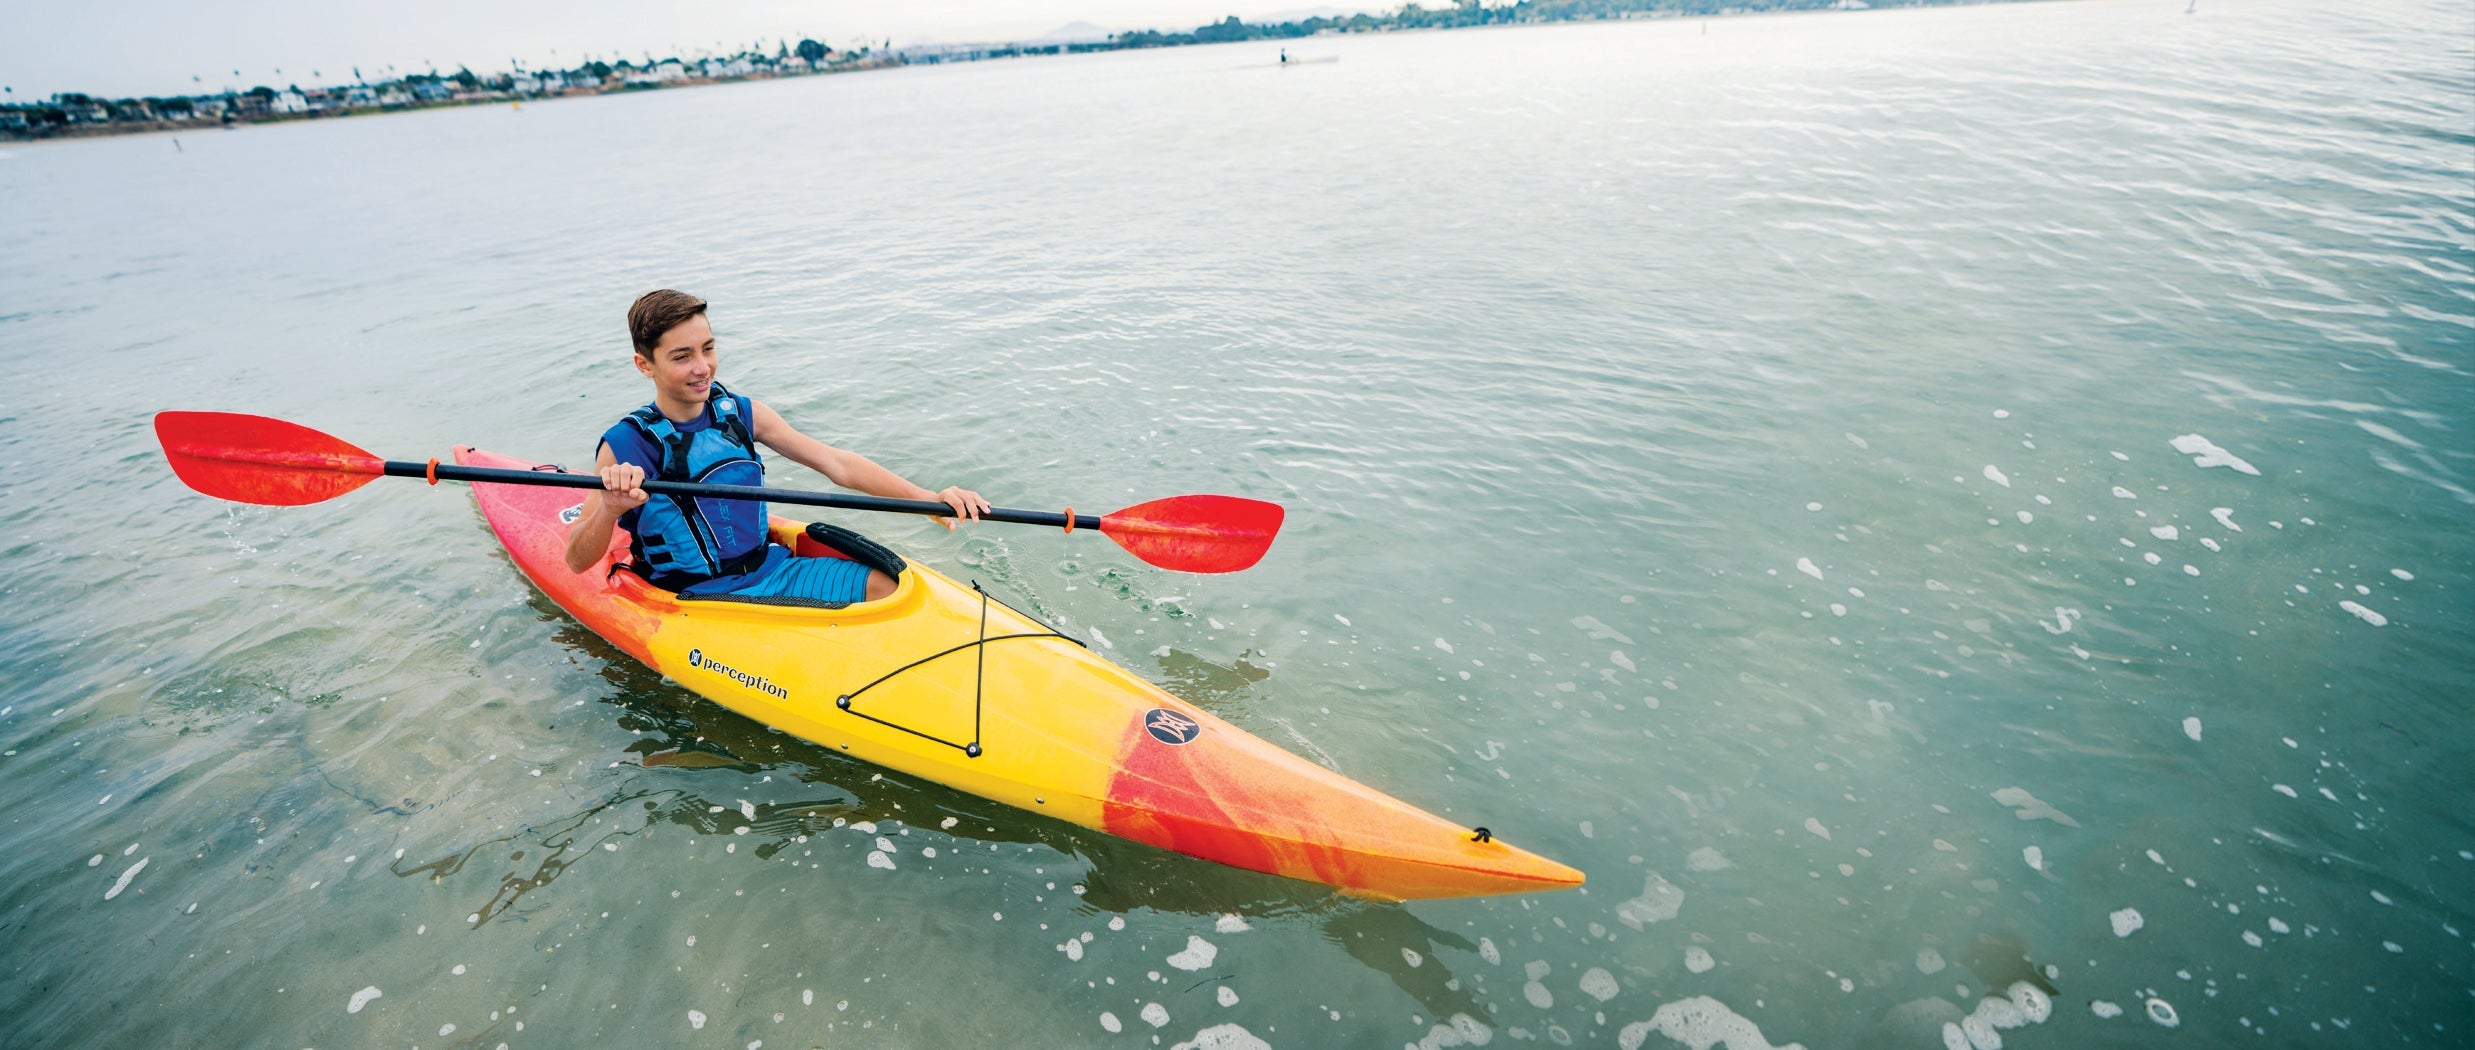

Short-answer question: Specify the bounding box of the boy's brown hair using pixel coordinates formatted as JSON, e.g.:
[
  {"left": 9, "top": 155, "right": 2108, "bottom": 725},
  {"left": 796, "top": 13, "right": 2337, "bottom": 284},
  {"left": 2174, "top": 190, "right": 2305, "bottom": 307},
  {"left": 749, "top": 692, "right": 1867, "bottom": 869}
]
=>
[{"left": 627, "top": 289, "right": 708, "bottom": 358}]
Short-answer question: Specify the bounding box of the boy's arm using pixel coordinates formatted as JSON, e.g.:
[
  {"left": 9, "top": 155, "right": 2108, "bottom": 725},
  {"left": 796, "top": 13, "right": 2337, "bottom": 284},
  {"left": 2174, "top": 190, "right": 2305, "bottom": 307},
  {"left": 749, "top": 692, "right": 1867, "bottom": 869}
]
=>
[
  {"left": 749, "top": 400, "right": 988, "bottom": 527},
  {"left": 564, "top": 443, "right": 648, "bottom": 574}
]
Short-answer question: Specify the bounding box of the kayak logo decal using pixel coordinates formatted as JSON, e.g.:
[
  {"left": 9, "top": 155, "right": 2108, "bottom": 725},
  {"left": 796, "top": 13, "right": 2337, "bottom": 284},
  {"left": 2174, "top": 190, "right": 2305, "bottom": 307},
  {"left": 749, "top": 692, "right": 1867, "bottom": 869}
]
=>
[
  {"left": 559, "top": 503, "right": 583, "bottom": 525},
  {"left": 684, "top": 647, "right": 789, "bottom": 701},
  {"left": 1143, "top": 708, "right": 1201, "bottom": 746}
]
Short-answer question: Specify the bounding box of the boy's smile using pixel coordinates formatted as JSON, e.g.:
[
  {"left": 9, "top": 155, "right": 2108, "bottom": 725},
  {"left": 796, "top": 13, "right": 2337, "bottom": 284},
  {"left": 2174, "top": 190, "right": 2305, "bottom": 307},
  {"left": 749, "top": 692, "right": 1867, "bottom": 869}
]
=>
[{"left": 633, "top": 314, "right": 719, "bottom": 421}]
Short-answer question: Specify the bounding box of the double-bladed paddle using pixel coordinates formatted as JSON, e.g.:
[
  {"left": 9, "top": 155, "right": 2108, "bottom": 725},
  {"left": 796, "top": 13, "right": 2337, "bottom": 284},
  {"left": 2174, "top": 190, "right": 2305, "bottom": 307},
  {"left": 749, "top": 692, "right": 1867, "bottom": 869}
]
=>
[{"left": 154, "top": 411, "right": 1283, "bottom": 574}]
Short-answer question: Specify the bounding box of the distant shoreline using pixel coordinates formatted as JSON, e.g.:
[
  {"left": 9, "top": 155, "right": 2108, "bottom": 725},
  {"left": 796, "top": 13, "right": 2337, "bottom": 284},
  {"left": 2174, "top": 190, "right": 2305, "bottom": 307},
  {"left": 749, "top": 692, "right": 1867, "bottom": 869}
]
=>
[{"left": 3, "top": 1, "right": 2050, "bottom": 145}]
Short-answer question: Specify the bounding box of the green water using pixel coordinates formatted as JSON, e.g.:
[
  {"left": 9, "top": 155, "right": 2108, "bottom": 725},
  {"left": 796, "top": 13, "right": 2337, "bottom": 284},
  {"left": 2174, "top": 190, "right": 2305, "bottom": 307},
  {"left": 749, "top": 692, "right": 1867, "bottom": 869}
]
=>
[{"left": 2, "top": 1, "right": 2469, "bottom": 1046}]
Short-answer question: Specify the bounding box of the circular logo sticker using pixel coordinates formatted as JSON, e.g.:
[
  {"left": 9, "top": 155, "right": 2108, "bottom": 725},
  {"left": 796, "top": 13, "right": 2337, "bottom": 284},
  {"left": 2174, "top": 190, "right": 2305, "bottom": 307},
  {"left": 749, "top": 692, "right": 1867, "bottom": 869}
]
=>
[
  {"left": 1143, "top": 707, "right": 1201, "bottom": 746},
  {"left": 687, "top": 648, "right": 704, "bottom": 668}
]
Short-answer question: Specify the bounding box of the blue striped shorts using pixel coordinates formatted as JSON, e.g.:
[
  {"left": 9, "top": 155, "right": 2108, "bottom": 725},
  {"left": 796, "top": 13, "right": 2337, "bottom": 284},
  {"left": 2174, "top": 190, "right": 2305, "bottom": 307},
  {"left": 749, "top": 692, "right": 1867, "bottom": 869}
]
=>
[{"left": 681, "top": 545, "right": 871, "bottom": 604}]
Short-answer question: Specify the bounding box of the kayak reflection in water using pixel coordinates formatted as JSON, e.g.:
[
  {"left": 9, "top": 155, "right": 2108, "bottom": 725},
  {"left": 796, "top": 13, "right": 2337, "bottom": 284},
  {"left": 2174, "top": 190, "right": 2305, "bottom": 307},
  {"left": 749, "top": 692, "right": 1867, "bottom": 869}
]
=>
[{"left": 561, "top": 289, "right": 990, "bottom": 604}]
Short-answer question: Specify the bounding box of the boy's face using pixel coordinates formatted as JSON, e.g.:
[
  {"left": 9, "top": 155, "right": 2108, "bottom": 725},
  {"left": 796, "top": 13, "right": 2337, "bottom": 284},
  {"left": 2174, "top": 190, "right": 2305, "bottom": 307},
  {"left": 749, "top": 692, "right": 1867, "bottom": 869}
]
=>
[{"left": 634, "top": 314, "right": 717, "bottom": 405}]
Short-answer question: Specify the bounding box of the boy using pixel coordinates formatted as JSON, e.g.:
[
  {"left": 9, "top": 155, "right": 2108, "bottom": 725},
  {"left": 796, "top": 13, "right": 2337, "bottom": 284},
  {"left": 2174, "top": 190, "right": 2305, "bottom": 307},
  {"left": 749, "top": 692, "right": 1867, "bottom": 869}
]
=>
[{"left": 563, "top": 289, "right": 987, "bottom": 603}]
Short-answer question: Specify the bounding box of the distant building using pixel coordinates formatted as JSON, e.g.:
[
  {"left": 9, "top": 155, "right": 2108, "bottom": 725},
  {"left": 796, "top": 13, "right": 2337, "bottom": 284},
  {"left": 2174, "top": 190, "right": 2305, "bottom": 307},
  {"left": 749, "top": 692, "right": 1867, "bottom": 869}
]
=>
[
  {"left": 655, "top": 59, "right": 687, "bottom": 81},
  {"left": 411, "top": 81, "right": 453, "bottom": 102},
  {"left": 344, "top": 85, "right": 377, "bottom": 107},
  {"left": 272, "top": 88, "right": 308, "bottom": 113},
  {"left": 377, "top": 86, "right": 411, "bottom": 106}
]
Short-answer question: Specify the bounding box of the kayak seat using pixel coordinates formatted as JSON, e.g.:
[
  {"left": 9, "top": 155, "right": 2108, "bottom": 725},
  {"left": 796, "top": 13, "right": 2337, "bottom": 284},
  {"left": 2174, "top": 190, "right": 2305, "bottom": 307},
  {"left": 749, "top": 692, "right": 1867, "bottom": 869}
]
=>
[{"left": 795, "top": 521, "right": 907, "bottom": 581}]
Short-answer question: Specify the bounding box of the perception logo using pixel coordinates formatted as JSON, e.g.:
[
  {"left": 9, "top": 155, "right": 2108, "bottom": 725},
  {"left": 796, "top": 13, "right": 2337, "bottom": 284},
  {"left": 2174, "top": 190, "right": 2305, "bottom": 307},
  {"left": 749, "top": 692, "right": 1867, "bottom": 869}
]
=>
[
  {"left": 684, "top": 648, "right": 788, "bottom": 700},
  {"left": 1143, "top": 708, "right": 1201, "bottom": 746}
]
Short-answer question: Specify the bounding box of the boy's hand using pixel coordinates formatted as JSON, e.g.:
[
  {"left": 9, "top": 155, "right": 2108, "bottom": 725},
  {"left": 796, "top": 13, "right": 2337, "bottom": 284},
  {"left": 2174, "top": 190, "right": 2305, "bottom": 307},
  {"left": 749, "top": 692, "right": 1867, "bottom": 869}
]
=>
[
  {"left": 933, "top": 486, "right": 989, "bottom": 529},
  {"left": 599, "top": 463, "right": 649, "bottom": 513}
]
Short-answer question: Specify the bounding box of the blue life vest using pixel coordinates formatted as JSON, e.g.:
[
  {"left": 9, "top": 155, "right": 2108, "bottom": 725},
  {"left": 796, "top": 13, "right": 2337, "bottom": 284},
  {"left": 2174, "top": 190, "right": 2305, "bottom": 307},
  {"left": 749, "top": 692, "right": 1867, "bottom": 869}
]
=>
[{"left": 603, "top": 384, "right": 769, "bottom": 589}]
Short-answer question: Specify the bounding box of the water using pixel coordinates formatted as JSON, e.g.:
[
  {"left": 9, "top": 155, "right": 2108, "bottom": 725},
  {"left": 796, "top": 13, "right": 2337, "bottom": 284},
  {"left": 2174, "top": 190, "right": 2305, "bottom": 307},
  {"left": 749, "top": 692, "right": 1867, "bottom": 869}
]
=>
[{"left": 2, "top": 0, "right": 2469, "bottom": 1045}]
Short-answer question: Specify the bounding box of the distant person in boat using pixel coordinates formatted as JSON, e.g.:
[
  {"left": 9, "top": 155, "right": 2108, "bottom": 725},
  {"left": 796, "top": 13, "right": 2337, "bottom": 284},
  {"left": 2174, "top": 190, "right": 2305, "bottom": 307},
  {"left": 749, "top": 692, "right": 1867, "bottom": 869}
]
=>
[{"left": 563, "top": 289, "right": 988, "bottom": 603}]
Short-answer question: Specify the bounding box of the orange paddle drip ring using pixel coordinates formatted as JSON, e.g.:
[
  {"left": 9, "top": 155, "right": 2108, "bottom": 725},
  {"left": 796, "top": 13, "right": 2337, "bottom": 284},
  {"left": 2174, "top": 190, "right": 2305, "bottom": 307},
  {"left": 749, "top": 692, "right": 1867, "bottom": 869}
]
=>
[
  {"left": 1061, "top": 507, "right": 1075, "bottom": 533},
  {"left": 426, "top": 458, "right": 440, "bottom": 485}
]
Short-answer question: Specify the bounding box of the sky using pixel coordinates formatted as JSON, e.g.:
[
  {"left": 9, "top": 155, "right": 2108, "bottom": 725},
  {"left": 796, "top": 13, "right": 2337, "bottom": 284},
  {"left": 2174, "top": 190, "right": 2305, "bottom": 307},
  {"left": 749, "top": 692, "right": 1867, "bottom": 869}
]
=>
[{"left": 2, "top": 0, "right": 1380, "bottom": 100}]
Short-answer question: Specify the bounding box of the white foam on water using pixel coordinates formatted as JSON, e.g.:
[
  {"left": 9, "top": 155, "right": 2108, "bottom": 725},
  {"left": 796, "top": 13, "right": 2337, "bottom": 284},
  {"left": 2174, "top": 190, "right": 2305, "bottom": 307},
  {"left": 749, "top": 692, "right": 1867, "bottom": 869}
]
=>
[
  {"left": 2014, "top": 511, "right": 2033, "bottom": 524},
  {"left": 1479, "top": 937, "right": 1501, "bottom": 965},
  {"left": 1803, "top": 818, "right": 1830, "bottom": 840},
  {"left": 2112, "top": 486, "right": 2137, "bottom": 500},
  {"left": 1526, "top": 960, "right": 1552, "bottom": 980},
  {"left": 1984, "top": 465, "right": 2011, "bottom": 488},
  {"left": 1523, "top": 980, "right": 1554, "bottom": 1008},
  {"left": 1993, "top": 409, "right": 2011, "bottom": 419},
  {"left": 2371, "top": 890, "right": 2394, "bottom": 905},
  {"left": 1100, "top": 1011, "right": 1123, "bottom": 1033},
  {"left": 1215, "top": 913, "right": 1250, "bottom": 933},
  {"left": 440, "top": 1024, "right": 457, "bottom": 1036},
  {"left": 1062, "top": 939, "right": 1083, "bottom": 961},
  {"left": 2273, "top": 784, "right": 2297, "bottom": 798},
  {"left": 2038, "top": 608, "right": 2080, "bottom": 635},
  {"left": 1611, "top": 651, "right": 1636, "bottom": 671},
  {"left": 2150, "top": 525, "right": 2179, "bottom": 540},
  {"left": 2022, "top": 846, "right": 2043, "bottom": 872},
  {"left": 2268, "top": 917, "right": 2290, "bottom": 934},
  {"left": 2090, "top": 1000, "right": 2123, "bottom": 1019},
  {"left": 1685, "top": 947, "right": 1715, "bottom": 974},
  {"left": 1218, "top": 986, "right": 1239, "bottom": 1007},
  {"left": 2392, "top": 568, "right": 2414, "bottom": 580},
  {"left": 803, "top": 989, "right": 813, "bottom": 1006},
  {"left": 1686, "top": 847, "right": 1731, "bottom": 872},
  {"left": 2171, "top": 434, "right": 2259, "bottom": 474},
  {"left": 87, "top": 855, "right": 101, "bottom": 867},
  {"left": 2110, "top": 908, "right": 2144, "bottom": 937},
  {"left": 1616, "top": 872, "right": 1685, "bottom": 929},
  {"left": 2144, "top": 998, "right": 2179, "bottom": 1027},
  {"left": 1916, "top": 948, "right": 1946, "bottom": 974},
  {"left": 1958, "top": 1013, "right": 1999, "bottom": 1048},
  {"left": 2183, "top": 717, "right": 2203, "bottom": 742},
  {"left": 1829, "top": 603, "right": 1847, "bottom": 616},
  {"left": 2338, "top": 601, "right": 2388, "bottom": 626},
  {"left": 865, "top": 852, "right": 895, "bottom": 870},
  {"left": 1806, "top": 502, "right": 1823, "bottom": 511},
  {"left": 1991, "top": 787, "right": 2079, "bottom": 827},
  {"left": 739, "top": 800, "right": 756, "bottom": 820},
  {"left": 2144, "top": 552, "right": 2162, "bottom": 565},
  {"left": 347, "top": 987, "right": 382, "bottom": 1014},
  {"left": 1581, "top": 967, "right": 1619, "bottom": 1001},
  {"left": 2242, "top": 930, "right": 2263, "bottom": 947},
  {"left": 2201, "top": 537, "right": 2222, "bottom": 551},
  {"left": 1795, "top": 558, "right": 1823, "bottom": 581},
  {"left": 2006, "top": 983, "right": 2052, "bottom": 1024},
  {"left": 1403, "top": 947, "right": 1424, "bottom": 968},
  {"left": 104, "top": 857, "right": 147, "bottom": 900},
  {"left": 1141, "top": 1002, "right": 1170, "bottom": 1028},
  {"left": 1167, "top": 935, "right": 1218, "bottom": 970},
  {"left": 1110, "top": 915, "right": 1127, "bottom": 930},
  {"left": 1847, "top": 433, "right": 1870, "bottom": 449},
  {"left": 2183, "top": 564, "right": 2200, "bottom": 576},
  {"left": 1171, "top": 1023, "right": 1269, "bottom": 1050},
  {"left": 1433, "top": 638, "right": 1455, "bottom": 653},
  {"left": 1089, "top": 627, "right": 1112, "bottom": 649},
  {"left": 1616, "top": 996, "right": 1805, "bottom": 1050},
  {"left": 1333, "top": 614, "right": 1350, "bottom": 627},
  {"left": 850, "top": 821, "right": 876, "bottom": 834}
]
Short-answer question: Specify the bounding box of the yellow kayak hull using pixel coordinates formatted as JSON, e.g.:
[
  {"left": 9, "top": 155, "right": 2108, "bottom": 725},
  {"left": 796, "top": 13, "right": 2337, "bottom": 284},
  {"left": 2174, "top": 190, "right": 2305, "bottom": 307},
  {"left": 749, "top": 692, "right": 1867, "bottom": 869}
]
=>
[{"left": 457, "top": 446, "right": 1581, "bottom": 899}]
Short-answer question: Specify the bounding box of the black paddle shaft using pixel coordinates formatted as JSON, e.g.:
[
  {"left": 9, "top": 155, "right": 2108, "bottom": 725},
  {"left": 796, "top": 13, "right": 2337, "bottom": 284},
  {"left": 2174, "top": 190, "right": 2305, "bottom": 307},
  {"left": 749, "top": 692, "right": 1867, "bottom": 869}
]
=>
[{"left": 384, "top": 460, "right": 1084, "bottom": 528}]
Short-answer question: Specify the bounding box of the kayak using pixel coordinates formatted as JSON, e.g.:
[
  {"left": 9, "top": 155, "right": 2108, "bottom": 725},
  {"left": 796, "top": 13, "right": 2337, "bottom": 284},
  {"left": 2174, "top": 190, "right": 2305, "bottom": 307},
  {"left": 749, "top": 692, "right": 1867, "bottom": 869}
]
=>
[{"left": 454, "top": 446, "right": 1583, "bottom": 900}]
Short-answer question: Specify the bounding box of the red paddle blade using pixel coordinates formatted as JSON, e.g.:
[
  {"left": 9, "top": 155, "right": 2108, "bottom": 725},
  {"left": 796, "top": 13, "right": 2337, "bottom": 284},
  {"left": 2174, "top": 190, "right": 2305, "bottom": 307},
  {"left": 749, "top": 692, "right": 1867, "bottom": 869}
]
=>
[
  {"left": 154, "top": 411, "right": 386, "bottom": 506},
  {"left": 1099, "top": 495, "right": 1285, "bottom": 574}
]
